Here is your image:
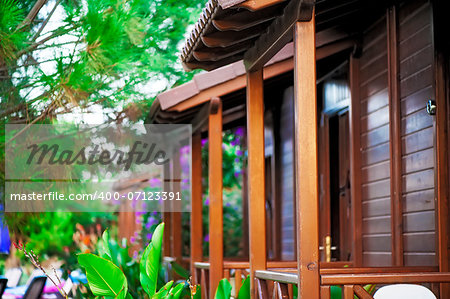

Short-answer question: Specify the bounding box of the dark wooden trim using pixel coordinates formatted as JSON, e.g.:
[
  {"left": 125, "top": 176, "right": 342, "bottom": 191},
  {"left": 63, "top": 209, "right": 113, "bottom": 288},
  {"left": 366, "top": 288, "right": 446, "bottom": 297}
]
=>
[
  {"left": 171, "top": 149, "right": 182, "bottom": 260},
  {"left": 294, "top": 17, "right": 320, "bottom": 299},
  {"left": 163, "top": 160, "right": 172, "bottom": 257},
  {"left": 432, "top": 0, "right": 450, "bottom": 297},
  {"left": 321, "top": 272, "right": 450, "bottom": 285},
  {"left": 208, "top": 99, "right": 223, "bottom": 298},
  {"left": 349, "top": 55, "right": 363, "bottom": 266},
  {"left": 387, "top": 5, "right": 403, "bottom": 267},
  {"left": 190, "top": 133, "right": 203, "bottom": 281},
  {"left": 243, "top": 0, "right": 314, "bottom": 71},
  {"left": 246, "top": 68, "right": 267, "bottom": 296}
]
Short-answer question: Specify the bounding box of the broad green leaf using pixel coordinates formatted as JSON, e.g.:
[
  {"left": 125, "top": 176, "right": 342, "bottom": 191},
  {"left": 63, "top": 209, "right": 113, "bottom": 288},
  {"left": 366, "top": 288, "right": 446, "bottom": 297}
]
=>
[
  {"left": 169, "top": 283, "right": 185, "bottom": 299},
  {"left": 237, "top": 275, "right": 250, "bottom": 299},
  {"left": 98, "top": 229, "right": 112, "bottom": 261},
  {"left": 78, "top": 253, "right": 128, "bottom": 299},
  {"left": 152, "top": 280, "right": 174, "bottom": 299},
  {"left": 214, "top": 279, "right": 232, "bottom": 299},
  {"left": 145, "top": 223, "right": 165, "bottom": 296},
  {"left": 171, "top": 261, "right": 190, "bottom": 279},
  {"left": 140, "top": 238, "right": 153, "bottom": 295}
]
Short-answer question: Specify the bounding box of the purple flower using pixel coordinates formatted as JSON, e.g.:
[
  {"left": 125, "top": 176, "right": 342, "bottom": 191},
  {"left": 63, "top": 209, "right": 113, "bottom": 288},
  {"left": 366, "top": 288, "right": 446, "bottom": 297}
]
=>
[
  {"left": 231, "top": 139, "right": 239, "bottom": 146},
  {"left": 201, "top": 139, "right": 207, "bottom": 146},
  {"left": 149, "top": 177, "right": 161, "bottom": 188},
  {"left": 130, "top": 236, "right": 136, "bottom": 243},
  {"left": 234, "top": 158, "right": 240, "bottom": 163},
  {"left": 146, "top": 233, "right": 152, "bottom": 240},
  {"left": 133, "top": 251, "right": 138, "bottom": 259},
  {"left": 180, "top": 145, "right": 189, "bottom": 154},
  {"left": 152, "top": 211, "right": 158, "bottom": 216},
  {"left": 236, "top": 150, "right": 243, "bottom": 156},
  {"left": 135, "top": 218, "right": 142, "bottom": 225},
  {"left": 234, "top": 170, "right": 241, "bottom": 178},
  {"left": 235, "top": 127, "right": 244, "bottom": 137},
  {"left": 204, "top": 234, "right": 209, "bottom": 242},
  {"left": 226, "top": 202, "right": 231, "bottom": 207},
  {"left": 204, "top": 197, "right": 209, "bottom": 206}
]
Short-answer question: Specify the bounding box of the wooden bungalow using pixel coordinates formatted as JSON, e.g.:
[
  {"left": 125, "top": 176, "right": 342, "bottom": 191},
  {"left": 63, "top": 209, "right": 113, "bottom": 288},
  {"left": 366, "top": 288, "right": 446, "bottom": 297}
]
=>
[{"left": 149, "top": 0, "right": 450, "bottom": 298}]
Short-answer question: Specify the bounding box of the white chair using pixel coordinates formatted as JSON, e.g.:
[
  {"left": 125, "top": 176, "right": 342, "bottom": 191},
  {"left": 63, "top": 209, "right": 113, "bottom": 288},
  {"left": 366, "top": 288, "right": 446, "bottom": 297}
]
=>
[
  {"left": 373, "top": 284, "right": 436, "bottom": 299},
  {"left": 4, "top": 267, "right": 22, "bottom": 288}
]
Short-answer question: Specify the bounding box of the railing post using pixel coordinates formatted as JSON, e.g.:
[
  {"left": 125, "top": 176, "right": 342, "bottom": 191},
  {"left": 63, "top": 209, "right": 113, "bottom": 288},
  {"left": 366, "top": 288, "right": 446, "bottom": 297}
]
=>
[
  {"left": 208, "top": 98, "right": 223, "bottom": 298},
  {"left": 294, "top": 14, "right": 320, "bottom": 299},
  {"left": 246, "top": 68, "right": 267, "bottom": 297},
  {"left": 343, "top": 285, "right": 354, "bottom": 299}
]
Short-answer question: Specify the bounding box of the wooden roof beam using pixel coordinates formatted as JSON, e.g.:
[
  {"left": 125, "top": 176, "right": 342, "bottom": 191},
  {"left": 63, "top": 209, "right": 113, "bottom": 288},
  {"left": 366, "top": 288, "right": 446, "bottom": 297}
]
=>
[
  {"left": 243, "top": 0, "right": 314, "bottom": 71},
  {"left": 193, "top": 41, "right": 252, "bottom": 62},
  {"left": 201, "top": 23, "right": 266, "bottom": 48},
  {"left": 212, "top": 6, "right": 280, "bottom": 31},
  {"left": 236, "top": 0, "right": 286, "bottom": 11}
]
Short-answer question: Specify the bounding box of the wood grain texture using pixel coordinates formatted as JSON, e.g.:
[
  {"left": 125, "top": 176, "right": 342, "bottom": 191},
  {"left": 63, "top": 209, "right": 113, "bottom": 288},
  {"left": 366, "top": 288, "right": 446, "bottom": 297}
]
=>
[
  {"left": 387, "top": 5, "right": 403, "bottom": 266},
  {"left": 350, "top": 56, "right": 363, "bottom": 265},
  {"left": 246, "top": 68, "right": 267, "bottom": 297},
  {"left": 208, "top": 99, "right": 223, "bottom": 297},
  {"left": 294, "top": 18, "right": 320, "bottom": 299},
  {"left": 190, "top": 133, "right": 203, "bottom": 281},
  {"left": 359, "top": 14, "right": 391, "bottom": 267}
]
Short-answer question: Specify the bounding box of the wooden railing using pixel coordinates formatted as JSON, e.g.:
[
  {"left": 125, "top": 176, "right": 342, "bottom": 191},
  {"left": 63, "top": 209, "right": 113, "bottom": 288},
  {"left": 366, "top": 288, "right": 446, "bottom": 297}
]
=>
[
  {"left": 194, "top": 261, "right": 353, "bottom": 297},
  {"left": 194, "top": 261, "right": 301, "bottom": 297},
  {"left": 254, "top": 267, "right": 449, "bottom": 299}
]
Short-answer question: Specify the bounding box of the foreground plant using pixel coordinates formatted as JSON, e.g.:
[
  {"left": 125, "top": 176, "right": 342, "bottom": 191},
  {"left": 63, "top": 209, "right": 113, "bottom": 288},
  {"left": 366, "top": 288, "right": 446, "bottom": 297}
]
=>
[
  {"left": 14, "top": 241, "right": 68, "bottom": 299},
  {"left": 78, "top": 222, "right": 197, "bottom": 299},
  {"left": 214, "top": 276, "right": 250, "bottom": 299}
]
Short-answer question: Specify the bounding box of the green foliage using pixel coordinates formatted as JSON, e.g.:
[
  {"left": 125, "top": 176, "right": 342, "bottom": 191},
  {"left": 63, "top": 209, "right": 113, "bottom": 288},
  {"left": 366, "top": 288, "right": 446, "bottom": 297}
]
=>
[
  {"left": 141, "top": 222, "right": 164, "bottom": 296},
  {"left": 80, "top": 222, "right": 193, "bottom": 299},
  {"left": 237, "top": 276, "right": 250, "bottom": 299},
  {"left": 214, "top": 279, "right": 232, "bottom": 299},
  {"left": 212, "top": 276, "right": 250, "bottom": 299},
  {"left": 78, "top": 253, "right": 128, "bottom": 299}
]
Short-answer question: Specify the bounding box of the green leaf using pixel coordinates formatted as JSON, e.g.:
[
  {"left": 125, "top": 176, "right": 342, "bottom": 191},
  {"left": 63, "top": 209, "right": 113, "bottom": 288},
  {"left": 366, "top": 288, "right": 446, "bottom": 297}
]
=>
[
  {"left": 140, "top": 236, "right": 153, "bottom": 295},
  {"left": 237, "top": 275, "right": 250, "bottom": 299},
  {"left": 170, "top": 261, "right": 189, "bottom": 279},
  {"left": 330, "top": 286, "right": 342, "bottom": 299},
  {"left": 169, "top": 283, "right": 185, "bottom": 299},
  {"left": 78, "top": 253, "right": 128, "bottom": 299},
  {"left": 98, "top": 229, "right": 112, "bottom": 261},
  {"left": 145, "top": 222, "right": 165, "bottom": 296},
  {"left": 152, "top": 280, "right": 174, "bottom": 299},
  {"left": 214, "top": 279, "right": 232, "bottom": 299}
]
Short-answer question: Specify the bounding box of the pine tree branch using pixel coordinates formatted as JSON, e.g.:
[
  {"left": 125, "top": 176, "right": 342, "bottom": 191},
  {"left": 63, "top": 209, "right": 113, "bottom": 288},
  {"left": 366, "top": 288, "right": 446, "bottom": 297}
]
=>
[
  {"left": 18, "top": 0, "right": 49, "bottom": 31},
  {"left": 31, "top": 0, "right": 62, "bottom": 42}
]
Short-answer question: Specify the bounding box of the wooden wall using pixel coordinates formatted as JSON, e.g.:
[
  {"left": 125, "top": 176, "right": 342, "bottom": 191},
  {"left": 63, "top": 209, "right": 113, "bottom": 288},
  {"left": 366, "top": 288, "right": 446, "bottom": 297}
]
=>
[
  {"left": 358, "top": 0, "right": 436, "bottom": 267},
  {"left": 398, "top": 0, "right": 436, "bottom": 266},
  {"left": 359, "top": 15, "right": 392, "bottom": 266}
]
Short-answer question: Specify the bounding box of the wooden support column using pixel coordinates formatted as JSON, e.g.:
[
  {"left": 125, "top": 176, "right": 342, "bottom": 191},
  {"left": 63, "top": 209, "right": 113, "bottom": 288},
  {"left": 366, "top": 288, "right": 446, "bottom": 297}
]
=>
[
  {"left": 163, "top": 159, "right": 173, "bottom": 257},
  {"left": 171, "top": 149, "right": 182, "bottom": 261},
  {"left": 294, "top": 17, "right": 320, "bottom": 299},
  {"left": 433, "top": 0, "right": 449, "bottom": 296},
  {"left": 191, "top": 133, "right": 203, "bottom": 282},
  {"left": 208, "top": 97, "right": 223, "bottom": 298},
  {"left": 387, "top": 6, "right": 403, "bottom": 267},
  {"left": 246, "top": 68, "right": 267, "bottom": 297},
  {"left": 349, "top": 55, "right": 363, "bottom": 266}
]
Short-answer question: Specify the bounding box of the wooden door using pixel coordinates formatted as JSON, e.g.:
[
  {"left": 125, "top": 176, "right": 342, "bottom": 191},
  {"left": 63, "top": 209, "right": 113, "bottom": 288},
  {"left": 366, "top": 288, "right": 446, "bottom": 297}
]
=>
[{"left": 319, "top": 110, "right": 352, "bottom": 262}]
